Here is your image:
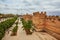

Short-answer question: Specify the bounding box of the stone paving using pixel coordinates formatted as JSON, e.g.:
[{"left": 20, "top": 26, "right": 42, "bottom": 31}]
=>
[{"left": 2, "top": 18, "right": 57, "bottom": 40}]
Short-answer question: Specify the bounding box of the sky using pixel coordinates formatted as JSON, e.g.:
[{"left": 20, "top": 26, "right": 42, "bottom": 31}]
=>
[{"left": 0, "top": 0, "right": 60, "bottom": 15}]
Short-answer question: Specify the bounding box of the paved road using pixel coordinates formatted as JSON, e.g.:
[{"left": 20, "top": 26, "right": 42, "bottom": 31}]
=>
[{"left": 2, "top": 18, "right": 57, "bottom": 40}]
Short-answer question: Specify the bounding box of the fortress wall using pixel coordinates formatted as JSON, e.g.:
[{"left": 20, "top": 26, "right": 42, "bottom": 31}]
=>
[
  {"left": 22, "top": 12, "right": 60, "bottom": 40},
  {"left": 45, "top": 17, "right": 60, "bottom": 40},
  {"left": 44, "top": 28, "right": 60, "bottom": 40},
  {"left": 32, "top": 12, "right": 46, "bottom": 31}
]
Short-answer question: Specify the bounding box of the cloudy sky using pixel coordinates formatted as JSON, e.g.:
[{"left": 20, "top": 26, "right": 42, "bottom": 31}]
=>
[{"left": 0, "top": 0, "right": 60, "bottom": 15}]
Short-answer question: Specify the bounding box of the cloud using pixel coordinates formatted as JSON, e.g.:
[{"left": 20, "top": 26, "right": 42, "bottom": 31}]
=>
[{"left": 0, "top": 0, "right": 60, "bottom": 15}]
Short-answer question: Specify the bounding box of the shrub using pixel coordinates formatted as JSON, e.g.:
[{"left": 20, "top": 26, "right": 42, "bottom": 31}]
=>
[
  {"left": 11, "top": 21, "right": 18, "bottom": 36},
  {"left": 0, "top": 17, "right": 17, "bottom": 40},
  {"left": 12, "top": 22, "right": 18, "bottom": 33},
  {"left": 21, "top": 18, "right": 32, "bottom": 34},
  {"left": 21, "top": 19, "right": 32, "bottom": 30}
]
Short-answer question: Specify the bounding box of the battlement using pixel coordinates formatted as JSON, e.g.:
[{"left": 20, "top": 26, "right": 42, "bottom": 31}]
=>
[
  {"left": 22, "top": 11, "right": 60, "bottom": 22},
  {"left": 33, "top": 11, "right": 46, "bottom": 15}
]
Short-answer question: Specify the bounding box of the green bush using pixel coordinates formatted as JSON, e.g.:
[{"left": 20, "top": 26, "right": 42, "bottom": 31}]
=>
[
  {"left": 12, "top": 25, "right": 18, "bottom": 33},
  {"left": 21, "top": 18, "right": 32, "bottom": 30},
  {"left": 12, "top": 22, "right": 18, "bottom": 33},
  {"left": 0, "top": 17, "right": 17, "bottom": 40}
]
